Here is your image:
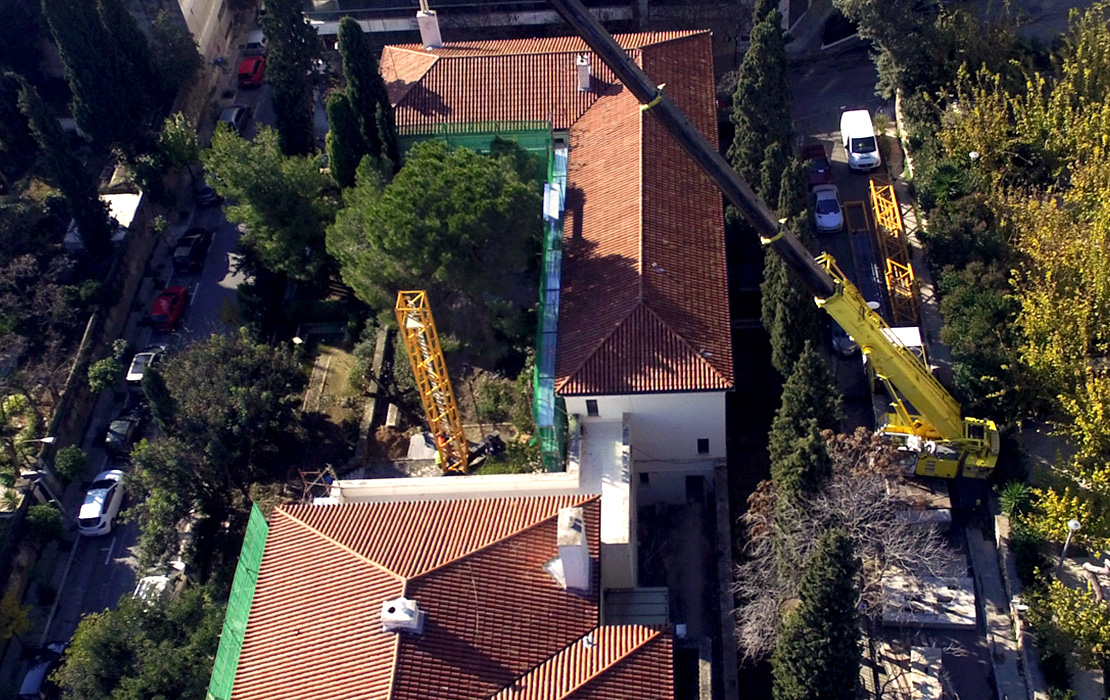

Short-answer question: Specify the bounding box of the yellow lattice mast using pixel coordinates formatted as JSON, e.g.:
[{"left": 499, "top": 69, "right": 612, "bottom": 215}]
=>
[{"left": 395, "top": 291, "right": 469, "bottom": 473}]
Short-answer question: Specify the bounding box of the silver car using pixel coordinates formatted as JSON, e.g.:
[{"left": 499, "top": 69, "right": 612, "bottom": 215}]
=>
[
  {"left": 812, "top": 184, "right": 844, "bottom": 234},
  {"left": 217, "top": 105, "right": 251, "bottom": 136}
]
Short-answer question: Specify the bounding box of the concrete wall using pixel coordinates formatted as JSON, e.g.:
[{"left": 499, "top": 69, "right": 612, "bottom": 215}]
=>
[
  {"left": 177, "top": 0, "right": 234, "bottom": 61},
  {"left": 564, "top": 391, "right": 727, "bottom": 462}
]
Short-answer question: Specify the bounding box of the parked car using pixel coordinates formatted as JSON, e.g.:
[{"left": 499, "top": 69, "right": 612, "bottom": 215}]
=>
[
  {"left": 18, "top": 641, "right": 68, "bottom": 700},
  {"left": 77, "top": 470, "right": 125, "bottom": 536},
  {"left": 150, "top": 286, "right": 188, "bottom": 331},
  {"left": 126, "top": 345, "right": 166, "bottom": 385},
  {"left": 802, "top": 143, "right": 834, "bottom": 186},
  {"left": 104, "top": 401, "right": 145, "bottom": 457},
  {"left": 193, "top": 182, "right": 223, "bottom": 207},
  {"left": 238, "top": 55, "right": 266, "bottom": 88},
  {"left": 812, "top": 184, "right": 844, "bottom": 233},
  {"left": 173, "top": 227, "right": 213, "bottom": 273},
  {"left": 217, "top": 105, "right": 251, "bottom": 136}
]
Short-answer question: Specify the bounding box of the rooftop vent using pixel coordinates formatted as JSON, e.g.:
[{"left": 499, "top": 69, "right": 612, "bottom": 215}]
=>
[
  {"left": 576, "top": 54, "right": 591, "bottom": 92},
  {"left": 417, "top": 0, "right": 442, "bottom": 50},
  {"left": 381, "top": 597, "right": 425, "bottom": 634}
]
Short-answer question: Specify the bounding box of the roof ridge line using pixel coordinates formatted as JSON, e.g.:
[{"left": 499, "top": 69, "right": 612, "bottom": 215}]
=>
[
  {"left": 640, "top": 304, "right": 732, "bottom": 384},
  {"left": 409, "top": 494, "right": 598, "bottom": 580},
  {"left": 554, "top": 627, "right": 662, "bottom": 700},
  {"left": 276, "top": 507, "right": 404, "bottom": 581}
]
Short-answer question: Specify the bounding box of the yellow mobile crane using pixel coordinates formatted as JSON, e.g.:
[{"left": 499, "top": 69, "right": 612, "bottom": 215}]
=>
[
  {"left": 395, "top": 290, "right": 469, "bottom": 473},
  {"left": 546, "top": 0, "right": 999, "bottom": 478}
]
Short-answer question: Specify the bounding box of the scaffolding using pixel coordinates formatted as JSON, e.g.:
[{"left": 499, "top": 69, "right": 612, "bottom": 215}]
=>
[
  {"left": 869, "top": 179, "right": 919, "bottom": 326},
  {"left": 395, "top": 291, "right": 469, "bottom": 473},
  {"left": 397, "top": 121, "right": 553, "bottom": 173},
  {"left": 534, "top": 145, "right": 569, "bottom": 472},
  {"left": 206, "top": 504, "right": 269, "bottom": 700}
]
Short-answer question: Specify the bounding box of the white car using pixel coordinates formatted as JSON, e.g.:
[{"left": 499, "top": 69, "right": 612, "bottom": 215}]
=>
[
  {"left": 812, "top": 184, "right": 844, "bottom": 234},
  {"left": 126, "top": 345, "right": 166, "bottom": 384},
  {"left": 78, "top": 470, "right": 125, "bottom": 536}
]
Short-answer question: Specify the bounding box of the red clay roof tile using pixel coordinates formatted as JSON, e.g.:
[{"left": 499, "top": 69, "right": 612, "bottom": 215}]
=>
[{"left": 228, "top": 495, "right": 670, "bottom": 700}]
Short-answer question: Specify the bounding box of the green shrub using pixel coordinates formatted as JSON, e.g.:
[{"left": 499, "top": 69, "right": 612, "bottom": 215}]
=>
[
  {"left": 53, "top": 445, "right": 88, "bottom": 483},
  {"left": 88, "top": 356, "right": 122, "bottom": 394},
  {"left": 1009, "top": 520, "right": 1049, "bottom": 589},
  {"left": 25, "top": 504, "right": 64, "bottom": 546},
  {"left": 475, "top": 380, "right": 513, "bottom": 422}
]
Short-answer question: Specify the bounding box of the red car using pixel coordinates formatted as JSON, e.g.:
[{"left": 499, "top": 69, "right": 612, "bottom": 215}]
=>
[
  {"left": 802, "top": 143, "right": 834, "bottom": 187},
  {"left": 238, "top": 55, "right": 266, "bottom": 88},
  {"left": 150, "top": 287, "right": 188, "bottom": 331}
]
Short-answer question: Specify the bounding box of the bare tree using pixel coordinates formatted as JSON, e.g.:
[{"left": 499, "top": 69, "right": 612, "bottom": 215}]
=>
[{"left": 734, "top": 428, "right": 956, "bottom": 659}]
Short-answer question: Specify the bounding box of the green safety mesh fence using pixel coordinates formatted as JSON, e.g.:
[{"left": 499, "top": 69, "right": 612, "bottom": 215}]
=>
[
  {"left": 206, "top": 504, "right": 269, "bottom": 700},
  {"left": 398, "top": 121, "right": 552, "bottom": 173}
]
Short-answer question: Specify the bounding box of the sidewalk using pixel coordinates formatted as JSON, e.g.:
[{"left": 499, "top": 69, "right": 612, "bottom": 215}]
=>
[{"left": 966, "top": 523, "right": 1030, "bottom": 700}]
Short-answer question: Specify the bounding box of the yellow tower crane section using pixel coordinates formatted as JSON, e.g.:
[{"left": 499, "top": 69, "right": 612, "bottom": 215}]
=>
[{"left": 395, "top": 291, "right": 469, "bottom": 473}]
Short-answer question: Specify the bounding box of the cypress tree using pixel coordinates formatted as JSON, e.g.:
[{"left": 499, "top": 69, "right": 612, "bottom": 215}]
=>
[
  {"left": 771, "top": 417, "right": 832, "bottom": 504},
  {"left": 761, "top": 253, "right": 823, "bottom": 377},
  {"left": 772, "top": 529, "right": 861, "bottom": 700},
  {"left": 729, "top": 2, "right": 792, "bottom": 185},
  {"left": 759, "top": 141, "right": 788, "bottom": 206},
  {"left": 768, "top": 340, "right": 841, "bottom": 468},
  {"left": 0, "top": 73, "right": 36, "bottom": 172},
  {"left": 337, "top": 17, "right": 399, "bottom": 173},
  {"left": 14, "top": 74, "right": 113, "bottom": 255},
  {"left": 261, "top": 0, "right": 319, "bottom": 156},
  {"left": 326, "top": 91, "right": 367, "bottom": 189}
]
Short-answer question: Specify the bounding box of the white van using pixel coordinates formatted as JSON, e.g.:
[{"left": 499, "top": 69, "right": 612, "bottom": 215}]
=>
[
  {"left": 244, "top": 30, "right": 267, "bottom": 56},
  {"left": 840, "top": 109, "right": 881, "bottom": 171}
]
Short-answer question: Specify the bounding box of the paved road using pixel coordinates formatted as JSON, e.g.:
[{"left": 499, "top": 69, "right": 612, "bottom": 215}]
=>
[{"left": 39, "top": 73, "right": 275, "bottom": 650}]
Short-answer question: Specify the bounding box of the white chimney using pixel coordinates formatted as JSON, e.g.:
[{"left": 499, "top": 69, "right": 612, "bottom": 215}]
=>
[
  {"left": 381, "top": 597, "right": 426, "bottom": 634},
  {"left": 417, "top": 0, "right": 442, "bottom": 50},
  {"left": 576, "top": 54, "right": 591, "bottom": 92},
  {"left": 557, "top": 506, "right": 590, "bottom": 593}
]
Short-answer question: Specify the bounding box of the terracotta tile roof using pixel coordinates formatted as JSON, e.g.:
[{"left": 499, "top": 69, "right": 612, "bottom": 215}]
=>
[
  {"left": 380, "top": 30, "right": 733, "bottom": 396},
  {"left": 555, "top": 32, "right": 732, "bottom": 394},
  {"left": 229, "top": 495, "right": 674, "bottom": 700},
  {"left": 490, "top": 625, "right": 674, "bottom": 700}
]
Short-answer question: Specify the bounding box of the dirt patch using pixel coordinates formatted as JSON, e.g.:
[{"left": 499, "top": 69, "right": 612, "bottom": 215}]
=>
[{"left": 303, "top": 343, "right": 363, "bottom": 426}]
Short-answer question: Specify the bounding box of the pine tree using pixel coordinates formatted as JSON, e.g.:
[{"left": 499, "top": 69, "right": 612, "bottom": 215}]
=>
[
  {"left": 729, "top": 2, "right": 792, "bottom": 185},
  {"left": 261, "top": 0, "right": 319, "bottom": 156},
  {"left": 772, "top": 529, "right": 861, "bottom": 700},
  {"left": 13, "top": 74, "right": 113, "bottom": 255},
  {"left": 337, "top": 17, "right": 399, "bottom": 173},
  {"left": 326, "top": 92, "right": 368, "bottom": 189},
  {"left": 768, "top": 340, "right": 841, "bottom": 467}
]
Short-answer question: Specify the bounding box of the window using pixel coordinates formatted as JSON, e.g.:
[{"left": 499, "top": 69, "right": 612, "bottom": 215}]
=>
[
  {"left": 639, "top": 472, "right": 649, "bottom": 485},
  {"left": 585, "top": 399, "right": 598, "bottom": 417},
  {"left": 697, "top": 438, "right": 709, "bottom": 455}
]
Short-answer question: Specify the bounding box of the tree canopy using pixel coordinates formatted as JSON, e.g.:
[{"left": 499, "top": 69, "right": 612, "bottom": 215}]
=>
[
  {"left": 53, "top": 586, "right": 224, "bottom": 700},
  {"left": 131, "top": 332, "right": 305, "bottom": 569},
  {"left": 202, "top": 126, "right": 338, "bottom": 280},
  {"left": 327, "top": 139, "right": 542, "bottom": 364}
]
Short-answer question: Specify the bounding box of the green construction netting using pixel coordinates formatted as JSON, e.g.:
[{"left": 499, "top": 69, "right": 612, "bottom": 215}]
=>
[
  {"left": 534, "top": 145, "right": 569, "bottom": 472},
  {"left": 206, "top": 504, "right": 269, "bottom": 700},
  {"left": 398, "top": 121, "right": 552, "bottom": 173}
]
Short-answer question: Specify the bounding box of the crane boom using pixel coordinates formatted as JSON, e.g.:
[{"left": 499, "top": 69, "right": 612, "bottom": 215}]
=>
[
  {"left": 547, "top": 0, "right": 998, "bottom": 478},
  {"left": 395, "top": 291, "right": 469, "bottom": 473}
]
